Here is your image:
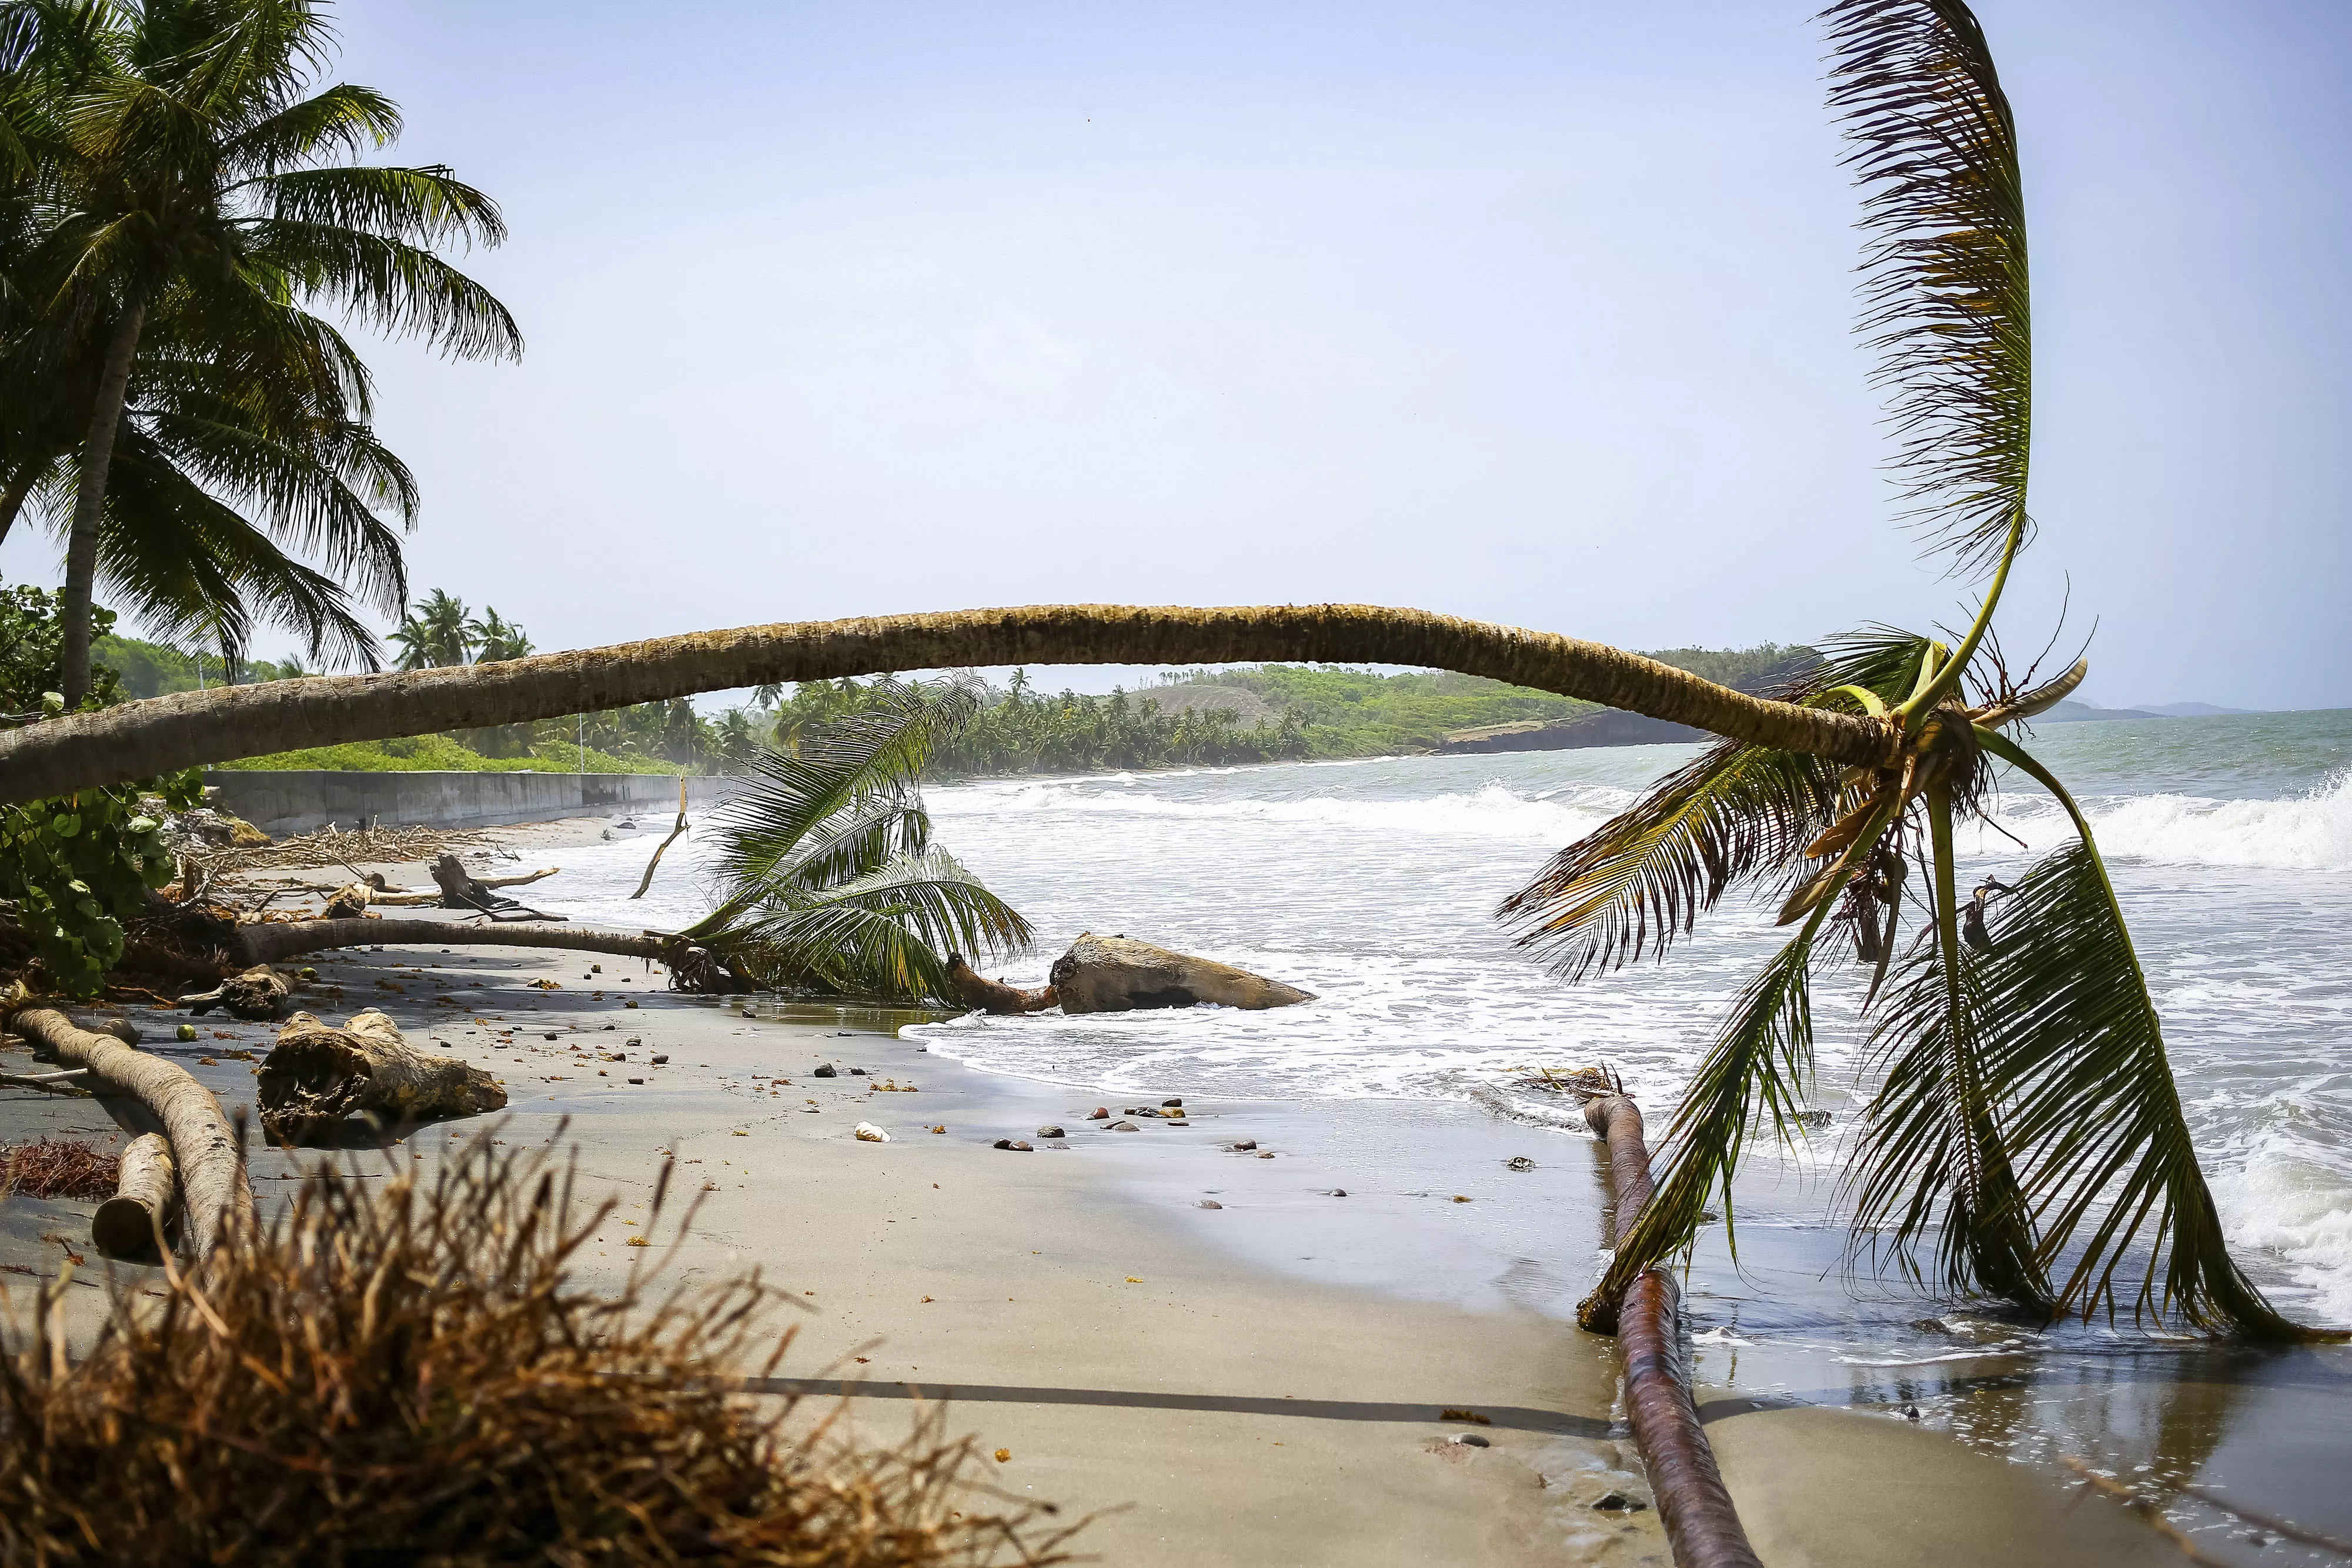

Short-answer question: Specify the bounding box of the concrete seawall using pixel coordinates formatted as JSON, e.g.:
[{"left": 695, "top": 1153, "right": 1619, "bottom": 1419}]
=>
[{"left": 206, "top": 770, "right": 739, "bottom": 838}]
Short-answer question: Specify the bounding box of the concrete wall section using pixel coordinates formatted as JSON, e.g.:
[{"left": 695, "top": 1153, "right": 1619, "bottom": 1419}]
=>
[{"left": 207, "top": 770, "right": 738, "bottom": 838}]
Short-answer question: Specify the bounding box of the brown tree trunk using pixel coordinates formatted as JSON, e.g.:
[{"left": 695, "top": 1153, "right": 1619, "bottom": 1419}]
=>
[
  {"left": 258, "top": 1009, "right": 506, "bottom": 1144},
  {"left": 6, "top": 1007, "right": 250, "bottom": 1255},
  {"left": 0, "top": 604, "right": 1892, "bottom": 805},
  {"left": 58, "top": 304, "right": 145, "bottom": 708},
  {"left": 91, "top": 1131, "right": 178, "bottom": 1258},
  {"left": 237, "top": 915, "right": 670, "bottom": 968},
  {"left": 1580, "top": 1093, "right": 1761, "bottom": 1568},
  {"left": 178, "top": 963, "right": 292, "bottom": 1020}
]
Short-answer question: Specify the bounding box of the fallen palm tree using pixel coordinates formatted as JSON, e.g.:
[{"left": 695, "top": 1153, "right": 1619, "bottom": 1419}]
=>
[
  {"left": 258, "top": 1009, "right": 507, "bottom": 1144},
  {"left": 0, "top": 1139, "right": 1081, "bottom": 1564},
  {"left": 3, "top": 1007, "right": 251, "bottom": 1255}
]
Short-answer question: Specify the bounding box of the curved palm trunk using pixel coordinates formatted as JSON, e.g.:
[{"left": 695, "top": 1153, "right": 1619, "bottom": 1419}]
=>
[
  {"left": 58, "top": 303, "right": 146, "bottom": 707},
  {"left": 0, "top": 604, "right": 1892, "bottom": 804}
]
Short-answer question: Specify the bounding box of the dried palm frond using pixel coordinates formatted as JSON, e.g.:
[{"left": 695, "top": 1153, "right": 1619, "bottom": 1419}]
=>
[
  {"left": 0, "top": 1136, "right": 1081, "bottom": 1564},
  {"left": 1823, "top": 0, "right": 2033, "bottom": 577}
]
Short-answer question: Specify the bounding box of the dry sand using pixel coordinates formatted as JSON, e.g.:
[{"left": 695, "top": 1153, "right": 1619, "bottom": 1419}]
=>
[{"left": 0, "top": 822, "right": 2186, "bottom": 1566}]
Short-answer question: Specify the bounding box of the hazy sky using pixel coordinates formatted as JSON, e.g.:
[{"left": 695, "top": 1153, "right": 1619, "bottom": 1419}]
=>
[{"left": 8, "top": 1, "right": 2347, "bottom": 710}]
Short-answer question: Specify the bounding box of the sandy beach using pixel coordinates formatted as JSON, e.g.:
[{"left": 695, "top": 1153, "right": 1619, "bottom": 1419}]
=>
[{"left": 0, "top": 820, "right": 2185, "bottom": 1566}]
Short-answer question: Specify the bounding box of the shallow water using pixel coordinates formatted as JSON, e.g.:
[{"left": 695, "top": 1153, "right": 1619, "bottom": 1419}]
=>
[{"left": 536, "top": 708, "right": 2352, "bottom": 1557}]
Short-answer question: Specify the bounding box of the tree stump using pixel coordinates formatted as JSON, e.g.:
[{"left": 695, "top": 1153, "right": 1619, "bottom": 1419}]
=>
[
  {"left": 178, "top": 964, "right": 291, "bottom": 1020},
  {"left": 91, "top": 1132, "right": 178, "bottom": 1258},
  {"left": 946, "top": 955, "right": 1058, "bottom": 1014},
  {"left": 259, "top": 1009, "right": 507, "bottom": 1144},
  {"left": 430, "top": 854, "right": 562, "bottom": 921},
  {"left": 322, "top": 881, "right": 372, "bottom": 920}
]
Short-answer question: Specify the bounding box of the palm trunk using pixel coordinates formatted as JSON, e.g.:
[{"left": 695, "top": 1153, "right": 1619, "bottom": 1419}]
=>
[
  {"left": 0, "top": 604, "right": 1893, "bottom": 805},
  {"left": 58, "top": 303, "right": 146, "bottom": 708}
]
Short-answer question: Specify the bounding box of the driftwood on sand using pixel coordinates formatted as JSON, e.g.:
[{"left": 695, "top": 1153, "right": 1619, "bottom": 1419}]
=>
[
  {"left": 946, "top": 955, "right": 1057, "bottom": 1015},
  {"left": 1048, "top": 933, "right": 1313, "bottom": 1014},
  {"left": 1581, "top": 1091, "right": 1760, "bottom": 1568},
  {"left": 632, "top": 778, "right": 691, "bottom": 900},
  {"left": 91, "top": 1132, "right": 178, "bottom": 1258},
  {"left": 258, "top": 1009, "right": 507, "bottom": 1144},
  {"left": 430, "top": 854, "right": 563, "bottom": 921},
  {"left": 178, "top": 963, "right": 290, "bottom": 1020},
  {"left": 6, "top": 1008, "right": 252, "bottom": 1255}
]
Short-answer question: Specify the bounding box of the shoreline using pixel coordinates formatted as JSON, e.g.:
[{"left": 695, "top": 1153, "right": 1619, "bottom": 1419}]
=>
[{"left": 0, "top": 820, "right": 2251, "bottom": 1563}]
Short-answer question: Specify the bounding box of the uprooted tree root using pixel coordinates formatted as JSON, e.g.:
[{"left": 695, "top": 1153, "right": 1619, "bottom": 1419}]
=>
[{"left": 0, "top": 1138, "right": 1083, "bottom": 1566}]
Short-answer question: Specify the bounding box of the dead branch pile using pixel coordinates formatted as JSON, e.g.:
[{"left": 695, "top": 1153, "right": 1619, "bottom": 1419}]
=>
[
  {"left": 0, "top": 1139, "right": 1081, "bottom": 1566},
  {"left": 185, "top": 821, "right": 500, "bottom": 877},
  {"left": 0, "top": 1136, "right": 119, "bottom": 1200}
]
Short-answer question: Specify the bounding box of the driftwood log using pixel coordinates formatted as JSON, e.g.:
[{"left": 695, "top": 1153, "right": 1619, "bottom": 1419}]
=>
[
  {"left": 946, "top": 955, "right": 1058, "bottom": 1015},
  {"left": 91, "top": 1131, "right": 178, "bottom": 1258},
  {"left": 258, "top": 1009, "right": 507, "bottom": 1144},
  {"left": 1048, "top": 933, "right": 1313, "bottom": 1013},
  {"left": 632, "top": 778, "right": 690, "bottom": 900},
  {"left": 1582, "top": 1092, "right": 1761, "bottom": 1568},
  {"left": 6, "top": 1007, "right": 251, "bottom": 1255},
  {"left": 430, "top": 854, "right": 561, "bottom": 921},
  {"left": 322, "top": 881, "right": 372, "bottom": 919},
  {"left": 178, "top": 963, "right": 290, "bottom": 1019},
  {"left": 233, "top": 918, "right": 753, "bottom": 992}
]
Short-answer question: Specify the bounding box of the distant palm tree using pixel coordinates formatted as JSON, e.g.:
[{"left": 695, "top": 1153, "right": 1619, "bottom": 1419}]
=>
[
  {"left": 682, "top": 679, "right": 1028, "bottom": 1004},
  {"left": 389, "top": 588, "right": 469, "bottom": 670},
  {"left": 466, "top": 607, "right": 531, "bottom": 663},
  {"left": 18, "top": 0, "right": 518, "bottom": 704}
]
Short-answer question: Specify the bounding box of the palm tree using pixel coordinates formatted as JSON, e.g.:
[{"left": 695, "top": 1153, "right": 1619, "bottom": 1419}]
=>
[
  {"left": 680, "top": 679, "right": 1029, "bottom": 1004},
  {"left": 466, "top": 606, "right": 530, "bottom": 663},
  {"left": 389, "top": 587, "right": 468, "bottom": 670},
  {"left": 24, "top": 0, "right": 517, "bottom": 705},
  {"left": 0, "top": 2, "right": 2310, "bottom": 1345}
]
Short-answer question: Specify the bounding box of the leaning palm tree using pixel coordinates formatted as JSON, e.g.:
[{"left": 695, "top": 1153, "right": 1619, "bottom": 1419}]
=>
[
  {"left": 1496, "top": 0, "right": 2310, "bottom": 1341},
  {"left": 28, "top": 0, "right": 518, "bottom": 704},
  {"left": 679, "top": 678, "right": 1029, "bottom": 1006},
  {"left": 0, "top": 1, "right": 2314, "bottom": 1347}
]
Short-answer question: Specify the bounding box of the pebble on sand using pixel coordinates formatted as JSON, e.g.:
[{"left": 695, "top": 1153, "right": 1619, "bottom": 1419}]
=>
[
  {"left": 1037, "top": 1126, "right": 1066, "bottom": 1138},
  {"left": 1087, "top": 1107, "right": 1110, "bottom": 1119},
  {"left": 813, "top": 1064, "right": 838, "bottom": 1078},
  {"left": 1197, "top": 1199, "right": 1223, "bottom": 1209},
  {"left": 1107, "top": 1120, "right": 1140, "bottom": 1131},
  {"left": 993, "top": 1139, "right": 1034, "bottom": 1152},
  {"left": 1228, "top": 1140, "right": 1258, "bottom": 1152},
  {"left": 853, "top": 1122, "right": 891, "bottom": 1142}
]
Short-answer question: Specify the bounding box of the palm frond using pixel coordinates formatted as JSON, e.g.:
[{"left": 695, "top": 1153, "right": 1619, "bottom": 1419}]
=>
[
  {"left": 1592, "top": 928, "right": 1820, "bottom": 1304},
  {"left": 1846, "top": 791, "right": 2048, "bottom": 1308},
  {"left": 1822, "top": 0, "right": 2032, "bottom": 576},
  {"left": 238, "top": 219, "right": 522, "bottom": 361},
  {"left": 774, "top": 794, "right": 932, "bottom": 893},
  {"left": 256, "top": 163, "right": 507, "bottom": 249},
  {"left": 1498, "top": 740, "right": 1839, "bottom": 979},
  {"left": 1969, "top": 727, "right": 2312, "bottom": 1338},
  {"left": 719, "top": 851, "right": 1031, "bottom": 1004}
]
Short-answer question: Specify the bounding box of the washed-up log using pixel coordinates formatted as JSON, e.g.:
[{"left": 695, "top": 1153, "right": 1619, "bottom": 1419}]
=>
[
  {"left": 632, "top": 778, "right": 690, "bottom": 900},
  {"left": 178, "top": 963, "right": 290, "bottom": 1020},
  {"left": 233, "top": 918, "right": 752, "bottom": 992},
  {"left": 947, "top": 955, "right": 1058, "bottom": 1015},
  {"left": 1048, "top": 933, "right": 1313, "bottom": 1014},
  {"left": 91, "top": 1131, "right": 177, "bottom": 1258},
  {"left": 6, "top": 1007, "right": 250, "bottom": 1255},
  {"left": 1582, "top": 1092, "right": 1760, "bottom": 1568},
  {"left": 259, "top": 1009, "right": 506, "bottom": 1144},
  {"left": 322, "top": 881, "right": 372, "bottom": 919},
  {"left": 429, "top": 853, "right": 562, "bottom": 921}
]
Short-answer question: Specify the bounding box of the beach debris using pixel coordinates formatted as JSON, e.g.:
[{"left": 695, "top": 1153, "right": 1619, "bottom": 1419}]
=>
[
  {"left": 1037, "top": 1126, "right": 1066, "bottom": 1139},
  {"left": 1257, "top": 1151, "right": 1275, "bottom": 1159},
  {"left": 1106, "top": 1120, "right": 1140, "bottom": 1132},
  {"left": 1, "top": 1136, "right": 121, "bottom": 1201},
  {"left": 1328, "top": 1188, "right": 1348, "bottom": 1198},
  {"left": 322, "top": 881, "right": 372, "bottom": 920},
  {"left": 1441, "top": 1408, "right": 1492, "bottom": 1426},
  {"left": 994, "top": 1449, "right": 1011, "bottom": 1463},
  {"left": 1048, "top": 933, "right": 1315, "bottom": 1014},
  {"left": 992, "top": 1139, "right": 1033, "bottom": 1152},
  {"left": 930, "top": 1125, "right": 946, "bottom": 1134},
  {"left": 257, "top": 1011, "right": 506, "bottom": 1144},
  {"left": 739, "top": 1006, "right": 755, "bottom": 1018},
  {"left": 1794, "top": 1108, "right": 1833, "bottom": 1128},
  {"left": 1161, "top": 1097, "right": 1182, "bottom": 1108},
  {"left": 92, "top": 1134, "right": 177, "bottom": 1258},
  {"left": 945, "top": 955, "right": 1058, "bottom": 1015},
  {"left": 1122, "top": 1106, "right": 1162, "bottom": 1118},
  {"left": 849, "top": 1068, "right": 868, "bottom": 1076},
  {"left": 651, "top": 1054, "right": 669, "bottom": 1065},
  {"left": 1196, "top": 1199, "right": 1222, "bottom": 1209},
  {"left": 1511, "top": 1064, "right": 1621, "bottom": 1101},
  {"left": 430, "top": 854, "right": 563, "bottom": 922},
  {"left": 1087, "top": 1107, "right": 1109, "bottom": 1119},
  {"left": 1451, "top": 1195, "right": 1472, "bottom": 1203},
  {"left": 627, "top": 1078, "right": 643, "bottom": 1085},
  {"left": 1505, "top": 1156, "right": 1536, "bottom": 1171},
  {"left": 176, "top": 1023, "right": 198, "bottom": 1041},
  {"left": 1592, "top": 1492, "right": 1648, "bottom": 1512},
  {"left": 178, "top": 964, "right": 290, "bottom": 1021},
  {"left": 1227, "top": 1140, "right": 1258, "bottom": 1152},
  {"left": 812, "top": 1064, "right": 838, "bottom": 1078},
  {"left": 1448, "top": 1433, "right": 1490, "bottom": 1448},
  {"left": 853, "top": 1122, "right": 890, "bottom": 1143}
]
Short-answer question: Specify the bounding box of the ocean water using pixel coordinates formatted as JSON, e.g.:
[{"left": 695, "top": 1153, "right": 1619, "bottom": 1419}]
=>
[{"left": 534, "top": 709, "right": 2352, "bottom": 1555}]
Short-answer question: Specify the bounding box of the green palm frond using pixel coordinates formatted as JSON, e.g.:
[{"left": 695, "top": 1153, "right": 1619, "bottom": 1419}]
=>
[
  {"left": 1822, "top": 0, "right": 2032, "bottom": 577},
  {"left": 773, "top": 794, "right": 932, "bottom": 893},
  {"left": 1591, "top": 927, "right": 1821, "bottom": 1309},
  {"left": 239, "top": 220, "right": 522, "bottom": 360},
  {"left": 1846, "top": 790, "right": 2048, "bottom": 1308},
  {"left": 222, "top": 80, "right": 402, "bottom": 171},
  {"left": 1970, "top": 728, "right": 2310, "bottom": 1338},
  {"left": 1498, "top": 739, "right": 1839, "bottom": 979},
  {"left": 256, "top": 163, "right": 506, "bottom": 249},
  {"left": 720, "top": 850, "right": 1031, "bottom": 1004}
]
